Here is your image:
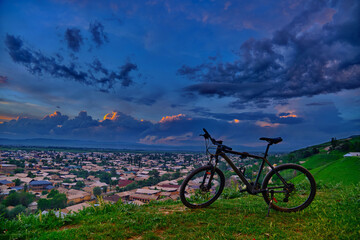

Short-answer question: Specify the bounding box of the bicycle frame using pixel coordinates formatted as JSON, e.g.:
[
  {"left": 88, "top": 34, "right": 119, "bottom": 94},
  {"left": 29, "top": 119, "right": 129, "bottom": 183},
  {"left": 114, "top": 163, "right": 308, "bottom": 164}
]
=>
[{"left": 210, "top": 144, "right": 289, "bottom": 195}]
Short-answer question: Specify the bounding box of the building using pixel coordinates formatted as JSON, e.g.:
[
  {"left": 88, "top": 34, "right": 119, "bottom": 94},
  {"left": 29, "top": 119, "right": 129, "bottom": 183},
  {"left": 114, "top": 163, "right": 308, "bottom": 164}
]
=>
[
  {"left": 0, "top": 164, "right": 17, "bottom": 173},
  {"left": 118, "top": 179, "right": 133, "bottom": 188},
  {"left": 344, "top": 152, "right": 360, "bottom": 157},
  {"left": 0, "top": 179, "right": 15, "bottom": 187},
  {"left": 29, "top": 180, "right": 54, "bottom": 192},
  {"left": 66, "top": 189, "right": 91, "bottom": 204},
  {"left": 128, "top": 193, "right": 159, "bottom": 203}
]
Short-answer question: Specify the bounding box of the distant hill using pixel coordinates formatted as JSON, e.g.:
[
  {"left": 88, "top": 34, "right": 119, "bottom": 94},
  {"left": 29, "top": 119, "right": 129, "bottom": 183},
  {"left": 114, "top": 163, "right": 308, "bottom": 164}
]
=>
[
  {"left": 0, "top": 138, "right": 203, "bottom": 152},
  {"left": 0, "top": 138, "right": 270, "bottom": 152},
  {"left": 294, "top": 135, "right": 360, "bottom": 186}
]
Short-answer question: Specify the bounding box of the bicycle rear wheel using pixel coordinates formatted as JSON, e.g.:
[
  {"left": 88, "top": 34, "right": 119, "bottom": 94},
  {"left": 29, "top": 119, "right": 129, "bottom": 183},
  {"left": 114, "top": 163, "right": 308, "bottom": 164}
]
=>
[
  {"left": 262, "top": 163, "right": 316, "bottom": 212},
  {"left": 180, "top": 165, "right": 225, "bottom": 209}
]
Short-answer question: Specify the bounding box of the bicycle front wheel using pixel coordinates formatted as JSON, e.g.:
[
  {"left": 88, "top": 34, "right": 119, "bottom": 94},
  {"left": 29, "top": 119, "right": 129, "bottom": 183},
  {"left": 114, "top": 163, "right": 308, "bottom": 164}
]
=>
[
  {"left": 180, "top": 165, "right": 225, "bottom": 209},
  {"left": 262, "top": 163, "right": 316, "bottom": 212}
]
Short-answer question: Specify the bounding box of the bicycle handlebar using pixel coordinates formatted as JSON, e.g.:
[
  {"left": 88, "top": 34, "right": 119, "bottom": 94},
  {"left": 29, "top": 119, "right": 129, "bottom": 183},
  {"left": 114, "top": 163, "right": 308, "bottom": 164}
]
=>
[{"left": 201, "top": 128, "right": 232, "bottom": 151}]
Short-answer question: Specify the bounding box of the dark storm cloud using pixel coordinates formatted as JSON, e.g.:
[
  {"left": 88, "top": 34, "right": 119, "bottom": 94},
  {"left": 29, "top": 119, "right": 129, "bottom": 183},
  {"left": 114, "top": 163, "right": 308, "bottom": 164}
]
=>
[
  {"left": 5, "top": 34, "right": 138, "bottom": 91},
  {"left": 197, "top": 111, "right": 303, "bottom": 125},
  {"left": 0, "top": 108, "right": 357, "bottom": 149},
  {"left": 89, "top": 21, "right": 109, "bottom": 47},
  {"left": 118, "top": 62, "right": 138, "bottom": 87},
  {"left": 306, "top": 102, "right": 332, "bottom": 106},
  {"left": 179, "top": 0, "right": 360, "bottom": 106},
  {"left": 0, "top": 111, "right": 149, "bottom": 141},
  {"left": 64, "top": 28, "right": 83, "bottom": 52}
]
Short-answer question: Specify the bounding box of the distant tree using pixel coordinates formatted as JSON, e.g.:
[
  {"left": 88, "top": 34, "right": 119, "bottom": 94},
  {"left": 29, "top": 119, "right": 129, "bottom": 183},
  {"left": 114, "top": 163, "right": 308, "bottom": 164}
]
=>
[
  {"left": 47, "top": 189, "right": 59, "bottom": 198},
  {"left": 99, "top": 172, "right": 111, "bottom": 184},
  {"left": 41, "top": 190, "right": 48, "bottom": 195},
  {"left": 102, "top": 186, "right": 107, "bottom": 193},
  {"left": 0, "top": 203, "right": 6, "bottom": 217},
  {"left": 312, "top": 148, "right": 320, "bottom": 154},
  {"left": 14, "top": 168, "right": 24, "bottom": 174},
  {"left": 160, "top": 173, "right": 171, "bottom": 181},
  {"left": 7, "top": 204, "right": 26, "bottom": 219},
  {"left": 13, "top": 178, "right": 21, "bottom": 186},
  {"left": 339, "top": 142, "right": 350, "bottom": 152},
  {"left": 3, "top": 191, "right": 35, "bottom": 207},
  {"left": 73, "top": 181, "right": 85, "bottom": 190},
  {"left": 302, "top": 150, "right": 312, "bottom": 158},
  {"left": 27, "top": 171, "right": 35, "bottom": 178},
  {"left": 63, "top": 179, "right": 72, "bottom": 183},
  {"left": 149, "top": 169, "right": 160, "bottom": 179},
  {"left": 331, "top": 137, "right": 338, "bottom": 149},
  {"left": 172, "top": 171, "right": 181, "bottom": 179},
  {"left": 93, "top": 187, "right": 102, "bottom": 197},
  {"left": 38, "top": 191, "right": 67, "bottom": 211},
  {"left": 110, "top": 168, "right": 117, "bottom": 177}
]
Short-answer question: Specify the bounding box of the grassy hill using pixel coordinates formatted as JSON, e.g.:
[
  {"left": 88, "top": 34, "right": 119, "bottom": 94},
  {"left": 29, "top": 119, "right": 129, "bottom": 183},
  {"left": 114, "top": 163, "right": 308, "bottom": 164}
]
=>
[
  {"left": 1, "top": 136, "right": 359, "bottom": 239},
  {"left": 1, "top": 184, "right": 359, "bottom": 240},
  {"left": 283, "top": 135, "right": 360, "bottom": 187}
]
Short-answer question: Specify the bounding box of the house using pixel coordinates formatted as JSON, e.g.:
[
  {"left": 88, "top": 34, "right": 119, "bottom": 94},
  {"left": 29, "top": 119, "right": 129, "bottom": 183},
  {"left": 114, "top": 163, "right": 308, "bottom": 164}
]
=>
[
  {"left": 29, "top": 180, "right": 54, "bottom": 192},
  {"left": 118, "top": 180, "right": 133, "bottom": 188},
  {"left": 103, "top": 195, "right": 121, "bottom": 204},
  {"left": 0, "top": 179, "right": 15, "bottom": 187},
  {"left": 0, "top": 164, "right": 17, "bottom": 173},
  {"left": 135, "top": 189, "right": 160, "bottom": 195},
  {"left": 344, "top": 152, "right": 360, "bottom": 157},
  {"left": 115, "top": 191, "right": 131, "bottom": 201},
  {"left": 129, "top": 193, "right": 159, "bottom": 203},
  {"left": 62, "top": 202, "right": 91, "bottom": 214},
  {"left": 66, "top": 189, "right": 91, "bottom": 204}
]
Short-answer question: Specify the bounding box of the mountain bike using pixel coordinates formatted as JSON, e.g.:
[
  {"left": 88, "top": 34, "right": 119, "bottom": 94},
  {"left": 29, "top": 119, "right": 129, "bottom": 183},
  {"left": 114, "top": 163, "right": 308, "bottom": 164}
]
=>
[{"left": 180, "top": 129, "right": 316, "bottom": 214}]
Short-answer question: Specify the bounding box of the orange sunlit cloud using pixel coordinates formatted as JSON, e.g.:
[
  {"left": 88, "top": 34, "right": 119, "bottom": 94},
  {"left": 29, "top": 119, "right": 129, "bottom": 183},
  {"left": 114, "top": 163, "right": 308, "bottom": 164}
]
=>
[
  {"left": 49, "top": 111, "right": 61, "bottom": 118},
  {"left": 159, "top": 114, "right": 186, "bottom": 123},
  {"left": 255, "top": 121, "right": 280, "bottom": 128},
  {"left": 0, "top": 115, "right": 17, "bottom": 123},
  {"left": 103, "top": 111, "right": 120, "bottom": 121},
  {"left": 42, "top": 111, "right": 62, "bottom": 120},
  {"left": 229, "top": 119, "right": 241, "bottom": 124},
  {"left": 0, "top": 115, "right": 16, "bottom": 121},
  {"left": 279, "top": 113, "right": 298, "bottom": 118}
]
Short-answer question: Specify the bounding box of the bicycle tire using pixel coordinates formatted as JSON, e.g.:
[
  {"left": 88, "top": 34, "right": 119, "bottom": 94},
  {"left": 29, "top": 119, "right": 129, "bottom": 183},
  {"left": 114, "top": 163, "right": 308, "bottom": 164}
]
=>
[
  {"left": 262, "top": 163, "right": 316, "bottom": 212},
  {"left": 180, "top": 165, "right": 225, "bottom": 209}
]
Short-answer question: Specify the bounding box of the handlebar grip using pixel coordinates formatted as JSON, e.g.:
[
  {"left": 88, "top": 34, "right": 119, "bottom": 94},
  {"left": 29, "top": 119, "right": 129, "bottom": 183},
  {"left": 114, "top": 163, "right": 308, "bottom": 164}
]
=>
[{"left": 203, "top": 128, "right": 209, "bottom": 135}]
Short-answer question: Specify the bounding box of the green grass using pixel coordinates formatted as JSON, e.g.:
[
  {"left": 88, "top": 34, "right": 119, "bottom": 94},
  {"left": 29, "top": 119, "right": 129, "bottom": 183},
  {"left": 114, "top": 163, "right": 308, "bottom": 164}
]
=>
[
  {"left": 310, "top": 157, "right": 360, "bottom": 186},
  {"left": 301, "top": 151, "right": 344, "bottom": 170},
  {"left": 1, "top": 184, "right": 359, "bottom": 240}
]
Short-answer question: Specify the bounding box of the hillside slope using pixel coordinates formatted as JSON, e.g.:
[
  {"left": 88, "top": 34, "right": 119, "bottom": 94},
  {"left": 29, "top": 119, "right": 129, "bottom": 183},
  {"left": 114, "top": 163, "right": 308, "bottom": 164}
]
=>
[
  {"left": 1, "top": 185, "right": 359, "bottom": 240},
  {"left": 289, "top": 135, "right": 360, "bottom": 186}
]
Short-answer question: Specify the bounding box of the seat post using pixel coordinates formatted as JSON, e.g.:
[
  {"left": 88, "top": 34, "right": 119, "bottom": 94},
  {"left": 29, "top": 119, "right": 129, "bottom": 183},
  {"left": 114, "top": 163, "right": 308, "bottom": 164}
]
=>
[{"left": 264, "top": 143, "right": 272, "bottom": 158}]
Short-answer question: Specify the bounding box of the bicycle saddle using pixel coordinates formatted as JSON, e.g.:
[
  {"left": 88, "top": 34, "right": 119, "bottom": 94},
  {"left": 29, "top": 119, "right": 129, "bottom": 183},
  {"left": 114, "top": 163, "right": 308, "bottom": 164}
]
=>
[{"left": 259, "top": 137, "right": 283, "bottom": 144}]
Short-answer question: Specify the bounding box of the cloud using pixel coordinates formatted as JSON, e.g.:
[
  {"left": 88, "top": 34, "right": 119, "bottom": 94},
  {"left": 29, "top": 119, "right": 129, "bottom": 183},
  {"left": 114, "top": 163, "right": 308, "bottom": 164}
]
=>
[
  {"left": 64, "top": 28, "right": 83, "bottom": 52},
  {"left": 89, "top": 20, "right": 109, "bottom": 47},
  {"left": 179, "top": 0, "right": 360, "bottom": 107},
  {"left": 0, "top": 107, "right": 358, "bottom": 149},
  {"left": 5, "top": 34, "right": 139, "bottom": 91},
  {"left": 159, "top": 114, "right": 187, "bottom": 123},
  {"left": 139, "top": 132, "right": 193, "bottom": 145},
  {"left": 0, "top": 76, "right": 8, "bottom": 84}
]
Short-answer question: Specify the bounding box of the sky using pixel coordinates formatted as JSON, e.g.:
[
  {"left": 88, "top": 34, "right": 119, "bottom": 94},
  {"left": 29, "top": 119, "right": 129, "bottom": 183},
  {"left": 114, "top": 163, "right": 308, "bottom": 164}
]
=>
[{"left": 0, "top": 0, "right": 359, "bottom": 151}]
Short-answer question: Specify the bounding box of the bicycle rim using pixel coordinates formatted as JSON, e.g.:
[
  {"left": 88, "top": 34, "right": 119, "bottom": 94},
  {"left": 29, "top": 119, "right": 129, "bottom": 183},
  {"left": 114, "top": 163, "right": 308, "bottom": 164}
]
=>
[
  {"left": 181, "top": 166, "right": 224, "bottom": 208},
  {"left": 263, "top": 165, "right": 316, "bottom": 211}
]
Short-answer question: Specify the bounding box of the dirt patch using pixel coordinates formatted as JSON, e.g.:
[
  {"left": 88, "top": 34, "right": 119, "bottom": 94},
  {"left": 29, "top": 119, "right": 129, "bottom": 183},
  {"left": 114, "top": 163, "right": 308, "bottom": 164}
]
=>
[
  {"left": 59, "top": 224, "right": 81, "bottom": 231},
  {"left": 157, "top": 206, "right": 187, "bottom": 215}
]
